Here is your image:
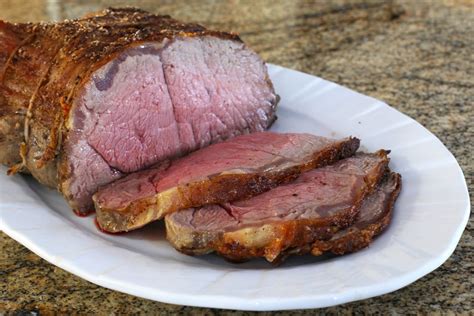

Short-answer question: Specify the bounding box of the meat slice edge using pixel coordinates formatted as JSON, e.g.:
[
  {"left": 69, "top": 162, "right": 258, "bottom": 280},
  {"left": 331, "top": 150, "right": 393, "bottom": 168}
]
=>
[
  {"left": 164, "top": 151, "right": 390, "bottom": 263},
  {"left": 94, "top": 133, "right": 360, "bottom": 232},
  {"left": 310, "top": 171, "right": 401, "bottom": 257}
]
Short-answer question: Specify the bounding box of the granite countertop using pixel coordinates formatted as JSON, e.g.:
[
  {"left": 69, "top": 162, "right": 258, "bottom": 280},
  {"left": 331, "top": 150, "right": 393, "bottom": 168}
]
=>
[{"left": 1, "top": 0, "right": 472, "bottom": 314}]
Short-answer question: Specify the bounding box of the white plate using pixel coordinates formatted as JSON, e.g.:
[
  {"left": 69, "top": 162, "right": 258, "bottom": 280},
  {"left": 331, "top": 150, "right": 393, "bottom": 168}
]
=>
[{"left": 0, "top": 64, "right": 470, "bottom": 311}]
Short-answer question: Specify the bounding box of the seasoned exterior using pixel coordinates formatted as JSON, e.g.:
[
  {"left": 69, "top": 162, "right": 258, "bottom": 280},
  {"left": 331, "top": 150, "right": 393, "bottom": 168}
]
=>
[
  {"left": 165, "top": 151, "right": 390, "bottom": 263},
  {"left": 0, "top": 21, "right": 44, "bottom": 168},
  {"left": 0, "top": 8, "right": 278, "bottom": 213},
  {"left": 94, "top": 133, "right": 360, "bottom": 233}
]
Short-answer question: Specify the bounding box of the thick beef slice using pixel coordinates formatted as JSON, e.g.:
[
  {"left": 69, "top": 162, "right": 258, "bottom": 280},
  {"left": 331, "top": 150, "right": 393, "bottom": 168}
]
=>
[
  {"left": 94, "top": 133, "right": 360, "bottom": 232},
  {"left": 165, "top": 151, "right": 390, "bottom": 263}
]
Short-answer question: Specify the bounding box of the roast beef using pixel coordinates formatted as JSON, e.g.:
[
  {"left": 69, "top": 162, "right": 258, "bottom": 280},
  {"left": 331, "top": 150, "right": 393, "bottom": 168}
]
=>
[
  {"left": 0, "top": 8, "right": 278, "bottom": 214},
  {"left": 94, "top": 132, "right": 360, "bottom": 232},
  {"left": 165, "top": 151, "right": 391, "bottom": 263}
]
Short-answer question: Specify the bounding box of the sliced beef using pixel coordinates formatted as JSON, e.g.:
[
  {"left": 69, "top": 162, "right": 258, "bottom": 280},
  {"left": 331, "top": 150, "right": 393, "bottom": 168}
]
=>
[
  {"left": 311, "top": 172, "right": 401, "bottom": 256},
  {"left": 165, "top": 151, "right": 390, "bottom": 263},
  {"left": 94, "top": 132, "right": 360, "bottom": 232},
  {"left": 0, "top": 8, "right": 278, "bottom": 213}
]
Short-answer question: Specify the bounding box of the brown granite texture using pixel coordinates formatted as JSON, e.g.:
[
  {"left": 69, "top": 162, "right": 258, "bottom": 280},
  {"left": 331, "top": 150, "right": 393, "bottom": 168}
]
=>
[{"left": 1, "top": 0, "right": 473, "bottom": 314}]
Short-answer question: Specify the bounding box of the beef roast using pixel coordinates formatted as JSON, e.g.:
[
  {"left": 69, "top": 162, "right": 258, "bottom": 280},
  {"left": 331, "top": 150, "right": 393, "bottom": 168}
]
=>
[
  {"left": 165, "top": 151, "right": 391, "bottom": 263},
  {"left": 0, "top": 8, "right": 278, "bottom": 213},
  {"left": 94, "top": 132, "right": 360, "bottom": 232}
]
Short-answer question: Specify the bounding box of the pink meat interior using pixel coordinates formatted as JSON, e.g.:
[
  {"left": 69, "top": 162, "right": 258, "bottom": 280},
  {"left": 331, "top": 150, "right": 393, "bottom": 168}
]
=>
[
  {"left": 168, "top": 153, "right": 387, "bottom": 232},
  {"left": 185, "top": 171, "right": 364, "bottom": 231},
  {"left": 65, "top": 37, "right": 277, "bottom": 212},
  {"left": 93, "top": 133, "right": 348, "bottom": 211}
]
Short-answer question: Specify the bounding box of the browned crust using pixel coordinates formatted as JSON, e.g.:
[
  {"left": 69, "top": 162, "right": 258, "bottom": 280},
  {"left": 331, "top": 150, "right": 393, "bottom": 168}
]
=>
[
  {"left": 95, "top": 137, "right": 361, "bottom": 232},
  {"left": 0, "top": 21, "right": 32, "bottom": 81},
  {"left": 0, "top": 21, "right": 37, "bottom": 168},
  {"left": 165, "top": 151, "right": 391, "bottom": 263},
  {"left": 311, "top": 172, "right": 401, "bottom": 256}
]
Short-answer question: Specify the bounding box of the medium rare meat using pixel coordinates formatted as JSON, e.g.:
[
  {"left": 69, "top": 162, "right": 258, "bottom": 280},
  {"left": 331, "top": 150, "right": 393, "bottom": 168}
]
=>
[
  {"left": 165, "top": 151, "right": 390, "bottom": 263},
  {"left": 311, "top": 172, "right": 401, "bottom": 256},
  {"left": 94, "top": 132, "right": 360, "bottom": 233},
  {"left": 0, "top": 8, "right": 278, "bottom": 213}
]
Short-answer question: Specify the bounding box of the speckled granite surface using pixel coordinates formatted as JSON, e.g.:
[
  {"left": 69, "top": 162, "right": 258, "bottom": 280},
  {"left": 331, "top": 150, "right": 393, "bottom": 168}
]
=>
[{"left": 1, "top": 0, "right": 472, "bottom": 314}]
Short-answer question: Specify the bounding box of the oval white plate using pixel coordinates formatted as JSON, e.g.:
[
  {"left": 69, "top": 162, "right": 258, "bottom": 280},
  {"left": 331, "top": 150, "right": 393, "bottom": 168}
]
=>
[{"left": 0, "top": 64, "right": 470, "bottom": 311}]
